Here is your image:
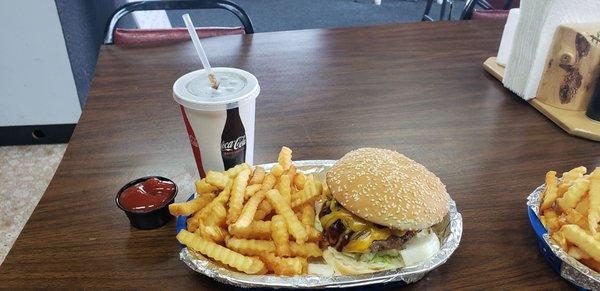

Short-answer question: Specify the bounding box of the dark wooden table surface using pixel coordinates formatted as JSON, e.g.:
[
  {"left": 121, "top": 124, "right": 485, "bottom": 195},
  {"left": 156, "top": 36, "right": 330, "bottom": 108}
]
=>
[{"left": 1, "top": 20, "right": 597, "bottom": 289}]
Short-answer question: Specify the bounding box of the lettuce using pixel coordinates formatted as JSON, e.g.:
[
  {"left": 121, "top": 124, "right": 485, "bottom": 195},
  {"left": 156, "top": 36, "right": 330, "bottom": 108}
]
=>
[{"left": 355, "top": 250, "right": 404, "bottom": 268}]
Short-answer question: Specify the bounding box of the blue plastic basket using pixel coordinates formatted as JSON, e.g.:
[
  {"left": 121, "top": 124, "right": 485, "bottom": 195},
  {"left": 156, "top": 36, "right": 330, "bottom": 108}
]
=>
[{"left": 528, "top": 204, "right": 587, "bottom": 290}]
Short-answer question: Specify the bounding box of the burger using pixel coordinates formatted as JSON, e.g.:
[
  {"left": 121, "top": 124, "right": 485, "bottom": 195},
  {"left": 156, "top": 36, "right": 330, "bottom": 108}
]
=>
[{"left": 319, "top": 148, "right": 449, "bottom": 275}]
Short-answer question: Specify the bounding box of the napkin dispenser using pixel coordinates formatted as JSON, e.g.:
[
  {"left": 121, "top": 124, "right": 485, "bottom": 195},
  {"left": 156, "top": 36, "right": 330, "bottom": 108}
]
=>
[
  {"left": 484, "top": 23, "right": 600, "bottom": 141},
  {"left": 537, "top": 23, "right": 600, "bottom": 112}
]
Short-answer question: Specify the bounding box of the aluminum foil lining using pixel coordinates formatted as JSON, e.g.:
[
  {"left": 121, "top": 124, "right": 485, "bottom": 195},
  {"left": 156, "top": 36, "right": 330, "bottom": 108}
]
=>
[
  {"left": 527, "top": 184, "right": 600, "bottom": 290},
  {"left": 180, "top": 160, "right": 463, "bottom": 288}
]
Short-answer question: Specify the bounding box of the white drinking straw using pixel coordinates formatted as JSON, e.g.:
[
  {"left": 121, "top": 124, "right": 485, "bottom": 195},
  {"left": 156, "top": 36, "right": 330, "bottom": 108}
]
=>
[{"left": 182, "top": 13, "right": 219, "bottom": 89}]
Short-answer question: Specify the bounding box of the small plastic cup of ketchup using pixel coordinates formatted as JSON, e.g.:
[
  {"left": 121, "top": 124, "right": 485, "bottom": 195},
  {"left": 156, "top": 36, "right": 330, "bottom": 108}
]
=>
[{"left": 116, "top": 176, "right": 177, "bottom": 229}]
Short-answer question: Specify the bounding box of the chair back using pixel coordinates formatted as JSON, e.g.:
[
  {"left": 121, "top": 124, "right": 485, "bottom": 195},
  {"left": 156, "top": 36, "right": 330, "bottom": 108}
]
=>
[
  {"left": 471, "top": 10, "right": 510, "bottom": 21},
  {"left": 113, "top": 27, "right": 245, "bottom": 45},
  {"left": 460, "top": 0, "right": 519, "bottom": 20},
  {"left": 104, "top": 0, "right": 254, "bottom": 44}
]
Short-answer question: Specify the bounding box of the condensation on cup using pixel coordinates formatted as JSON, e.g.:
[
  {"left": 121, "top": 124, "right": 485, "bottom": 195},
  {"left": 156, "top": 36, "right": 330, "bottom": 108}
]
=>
[{"left": 173, "top": 67, "right": 259, "bottom": 178}]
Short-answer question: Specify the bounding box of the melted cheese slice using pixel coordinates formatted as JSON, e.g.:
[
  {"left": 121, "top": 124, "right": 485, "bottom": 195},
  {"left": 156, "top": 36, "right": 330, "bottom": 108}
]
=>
[{"left": 320, "top": 206, "right": 392, "bottom": 253}]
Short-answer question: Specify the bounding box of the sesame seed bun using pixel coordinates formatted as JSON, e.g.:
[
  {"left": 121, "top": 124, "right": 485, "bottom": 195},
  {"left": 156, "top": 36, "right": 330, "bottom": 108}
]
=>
[{"left": 326, "top": 148, "right": 449, "bottom": 230}]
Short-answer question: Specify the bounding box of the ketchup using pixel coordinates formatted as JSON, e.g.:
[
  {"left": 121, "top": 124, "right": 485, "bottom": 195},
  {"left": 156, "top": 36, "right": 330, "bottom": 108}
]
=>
[{"left": 118, "top": 178, "right": 176, "bottom": 212}]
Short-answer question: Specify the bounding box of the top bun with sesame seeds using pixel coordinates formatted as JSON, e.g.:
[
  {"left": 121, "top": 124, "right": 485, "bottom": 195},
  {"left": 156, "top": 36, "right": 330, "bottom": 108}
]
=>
[{"left": 326, "top": 147, "right": 449, "bottom": 230}]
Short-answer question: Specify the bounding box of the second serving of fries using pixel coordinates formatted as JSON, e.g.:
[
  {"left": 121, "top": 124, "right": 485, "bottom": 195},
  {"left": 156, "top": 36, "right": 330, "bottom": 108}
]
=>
[{"left": 539, "top": 166, "right": 600, "bottom": 272}]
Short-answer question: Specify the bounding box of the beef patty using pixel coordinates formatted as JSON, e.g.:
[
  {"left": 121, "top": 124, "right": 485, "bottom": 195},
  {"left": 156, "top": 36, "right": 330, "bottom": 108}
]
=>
[{"left": 370, "top": 230, "right": 417, "bottom": 252}]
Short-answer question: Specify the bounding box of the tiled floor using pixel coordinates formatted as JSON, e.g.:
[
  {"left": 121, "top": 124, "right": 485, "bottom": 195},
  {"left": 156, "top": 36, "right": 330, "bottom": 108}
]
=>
[{"left": 0, "top": 144, "right": 66, "bottom": 265}]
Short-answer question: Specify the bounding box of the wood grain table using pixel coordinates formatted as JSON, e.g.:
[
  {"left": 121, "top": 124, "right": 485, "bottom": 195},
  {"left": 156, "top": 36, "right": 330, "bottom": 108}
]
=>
[{"left": 1, "top": 21, "right": 598, "bottom": 289}]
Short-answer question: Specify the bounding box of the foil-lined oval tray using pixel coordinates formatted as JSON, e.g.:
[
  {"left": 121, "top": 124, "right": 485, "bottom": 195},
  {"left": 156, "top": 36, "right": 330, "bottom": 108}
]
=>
[
  {"left": 176, "top": 160, "right": 463, "bottom": 289},
  {"left": 527, "top": 184, "right": 600, "bottom": 290}
]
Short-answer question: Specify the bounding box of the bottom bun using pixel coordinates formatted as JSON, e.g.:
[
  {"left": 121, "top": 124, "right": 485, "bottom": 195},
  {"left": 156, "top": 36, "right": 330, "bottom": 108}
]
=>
[{"left": 322, "top": 230, "right": 441, "bottom": 275}]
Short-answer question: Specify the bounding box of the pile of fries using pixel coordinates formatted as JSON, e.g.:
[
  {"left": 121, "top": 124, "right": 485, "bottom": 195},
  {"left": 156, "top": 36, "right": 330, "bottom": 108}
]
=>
[
  {"left": 540, "top": 166, "right": 600, "bottom": 272},
  {"left": 169, "top": 147, "right": 326, "bottom": 275}
]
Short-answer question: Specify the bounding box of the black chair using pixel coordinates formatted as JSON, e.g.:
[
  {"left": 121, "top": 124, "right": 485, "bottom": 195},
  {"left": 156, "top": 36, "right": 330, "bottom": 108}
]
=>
[
  {"left": 104, "top": 0, "right": 254, "bottom": 45},
  {"left": 422, "top": 0, "right": 455, "bottom": 21}
]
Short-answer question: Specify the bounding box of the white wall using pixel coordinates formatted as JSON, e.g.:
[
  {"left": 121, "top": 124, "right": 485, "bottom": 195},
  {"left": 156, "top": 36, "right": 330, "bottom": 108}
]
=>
[{"left": 0, "top": 0, "right": 81, "bottom": 127}]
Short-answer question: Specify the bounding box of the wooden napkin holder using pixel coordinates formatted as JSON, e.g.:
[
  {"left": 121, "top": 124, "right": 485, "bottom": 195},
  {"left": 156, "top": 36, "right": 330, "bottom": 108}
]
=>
[{"left": 484, "top": 23, "right": 600, "bottom": 141}]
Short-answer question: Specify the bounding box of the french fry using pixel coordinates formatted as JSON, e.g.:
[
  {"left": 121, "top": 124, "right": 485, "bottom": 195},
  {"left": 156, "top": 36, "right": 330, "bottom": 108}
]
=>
[
  {"left": 557, "top": 167, "right": 586, "bottom": 198},
  {"left": 187, "top": 190, "right": 229, "bottom": 231},
  {"left": 186, "top": 212, "right": 202, "bottom": 232},
  {"left": 541, "top": 171, "right": 558, "bottom": 210},
  {"left": 322, "top": 180, "right": 331, "bottom": 197},
  {"left": 564, "top": 208, "right": 590, "bottom": 230},
  {"left": 278, "top": 146, "right": 293, "bottom": 170},
  {"left": 226, "top": 237, "right": 275, "bottom": 256},
  {"left": 192, "top": 182, "right": 232, "bottom": 229},
  {"left": 558, "top": 213, "right": 568, "bottom": 225},
  {"left": 284, "top": 165, "right": 297, "bottom": 184},
  {"left": 543, "top": 209, "right": 561, "bottom": 234},
  {"left": 540, "top": 215, "right": 547, "bottom": 229},
  {"left": 294, "top": 172, "right": 307, "bottom": 190},
  {"left": 227, "top": 169, "right": 252, "bottom": 224},
  {"left": 244, "top": 184, "right": 262, "bottom": 200},
  {"left": 230, "top": 191, "right": 265, "bottom": 231},
  {"left": 213, "top": 180, "right": 233, "bottom": 204},
  {"left": 557, "top": 179, "right": 590, "bottom": 211},
  {"left": 225, "top": 163, "right": 250, "bottom": 178},
  {"left": 206, "top": 171, "right": 231, "bottom": 189},
  {"left": 254, "top": 200, "right": 273, "bottom": 221},
  {"left": 197, "top": 223, "right": 228, "bottom": 243},
  {"left": 576, "top": 196, "right": 590, "bottom": 215},
  {"left": 551, "top": 229, "right": 568, "bottom": 250},
  {"left": 300, "top": 204, "right": 315, "bottom": 227},
  {"left": 271, "top": 164, "right": 285, "bottom": 177},
  {"left": 290, "top": 242, "right": 322, "bottom": 257},
  {"left": 563, "top": 166, "right": 587, "bottom": 184},
  {"left": 261, "top": 174, "right": 277, "bottom": 191},
  {"left": 177, "top": 230, "right": 267, "bottom": 274},
  {"left": 307, "top": 226, "right": 323, "bottom": 242},
  {"left": 568, "top": 246, "right": 591, "bottom": 260},
  {"left": 312, "top": 176, "right": 323, "bottom": 195},
  {"left": 291, "top": 179, "right": 320, "bottom": 208},
  {"left": 229, "top": 220, "right": 272, "bottom": 240},
  {"left": 271, "top": 215, "right": 292, "bottom": 256},
  {"left": 565, "top": 208, "right": 585, "bottom": 224},
  {"left": 195, "top": 179, "right": 218, "bottom": 194},
  {"left": 259, "top": 253, "right": 306, "bottom": 276},
  {"left": 249, "top": 166, "right": 265, "bottom": 185},
  {"left": 226, "top": 238, "right": 322, "bottom": 258},
  {"left": 203, "top": 202, "right": 227, "bottom": 227},
  {"left": 169, "top": 193, "right": 215, "bottom": 216},
  {"left": 562, "top": 224, "right": 600, "bottom": 262},
  {"left": 557, "top": 184, "right": 570, "bottom": 199},
  {"left": 588, "top": 172, "right": 600, "bottom": 234},
  {"left": 265, "top": 189, "right": 308, "bottom": 244},
  {"left": 277, "top": 174, "right": 292, "bottom": 205}
]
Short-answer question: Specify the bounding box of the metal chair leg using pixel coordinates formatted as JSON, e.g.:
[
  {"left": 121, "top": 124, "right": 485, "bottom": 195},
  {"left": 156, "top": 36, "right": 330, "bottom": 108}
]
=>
[
  {"left": 422, "top": 0, "right": 435, "bottom": 21},
  {"left": 439, "top": 0, "right": 447, "bottom": 21}
]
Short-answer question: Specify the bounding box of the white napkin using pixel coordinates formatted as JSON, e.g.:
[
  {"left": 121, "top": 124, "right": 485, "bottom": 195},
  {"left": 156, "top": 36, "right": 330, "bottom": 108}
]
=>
[
  {"left": 496, "top": 9, "right": 520, "bottom": 67},
  {"left": 502, "top": 0, "right": 600, "bottom": 100}
]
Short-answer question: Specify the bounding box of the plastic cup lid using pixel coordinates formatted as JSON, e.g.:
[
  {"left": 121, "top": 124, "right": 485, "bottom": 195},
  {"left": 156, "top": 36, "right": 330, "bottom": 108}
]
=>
[{"left": 173, "top": 67, "right": 260, "bottom": 111}]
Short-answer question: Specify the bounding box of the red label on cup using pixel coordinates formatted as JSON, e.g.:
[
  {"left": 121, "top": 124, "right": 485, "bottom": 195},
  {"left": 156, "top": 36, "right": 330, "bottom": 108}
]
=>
[{"left": 180, "top": 105, "right": 206, "bottom": 178}]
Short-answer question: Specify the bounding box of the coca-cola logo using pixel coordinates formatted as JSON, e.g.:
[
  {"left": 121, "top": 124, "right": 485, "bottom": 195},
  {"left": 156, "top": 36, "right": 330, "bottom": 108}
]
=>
[{"left": 221, "top": 135, "right": 246, "bottom": 151}]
